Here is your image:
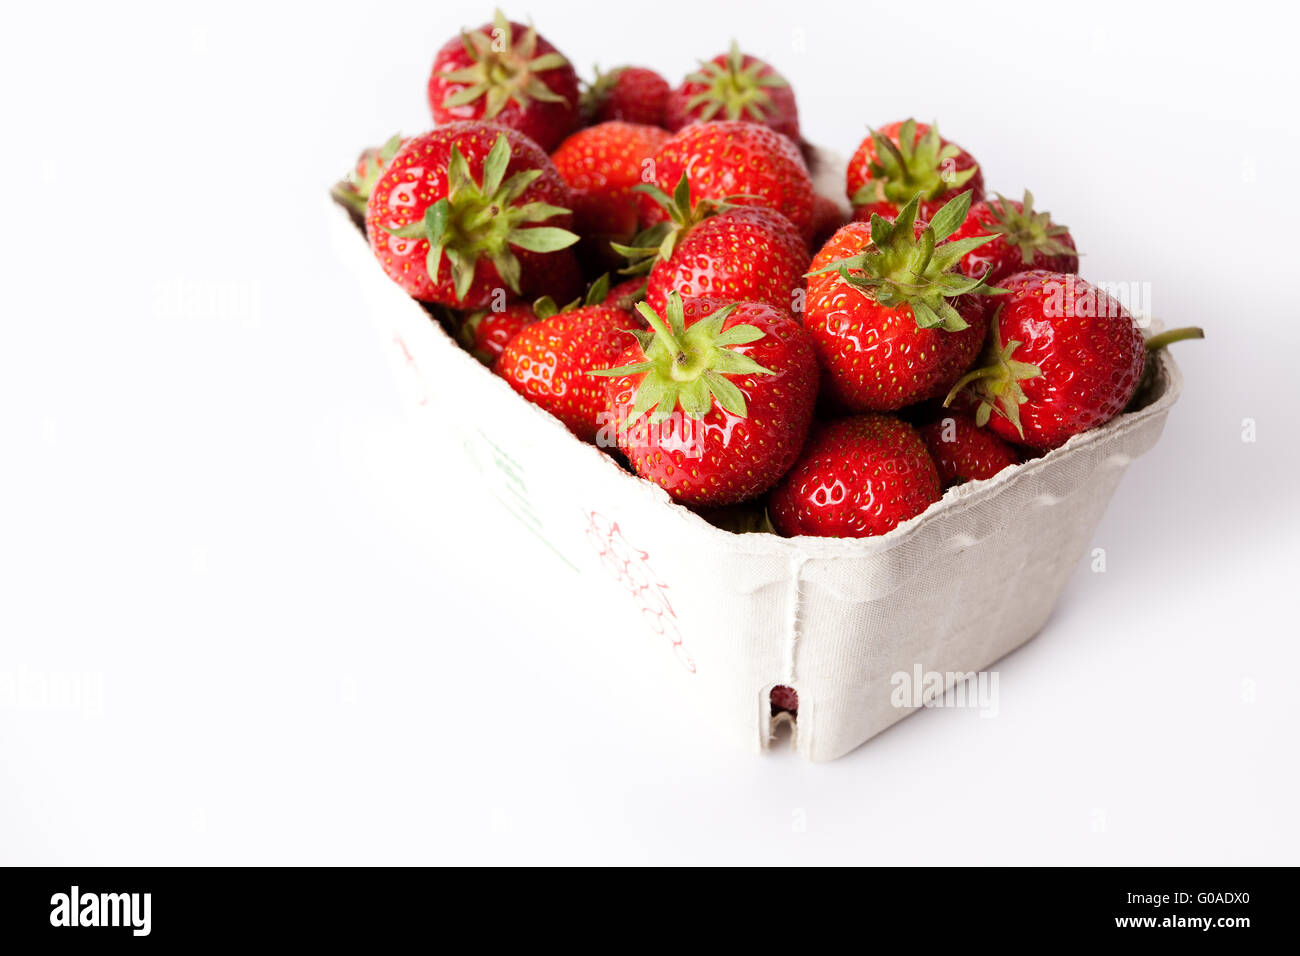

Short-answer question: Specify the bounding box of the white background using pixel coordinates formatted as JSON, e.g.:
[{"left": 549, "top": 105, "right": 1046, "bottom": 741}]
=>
[{"left": 2, "top": 0, "right": 1298, "bottom": 864}]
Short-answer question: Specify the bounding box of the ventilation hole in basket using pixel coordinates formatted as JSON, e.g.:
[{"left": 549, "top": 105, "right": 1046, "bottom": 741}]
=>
[
  {"left": 770, "top": 685, "right": 799, "bottom": 717},
  {"left": 770, "top": 709, "right": 796, "bottom": 745}
]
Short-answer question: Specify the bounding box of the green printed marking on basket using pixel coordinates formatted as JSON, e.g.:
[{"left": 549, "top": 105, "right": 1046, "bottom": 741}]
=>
[{"left": 468, "top": 428, "right": 579, "bottom": 571}]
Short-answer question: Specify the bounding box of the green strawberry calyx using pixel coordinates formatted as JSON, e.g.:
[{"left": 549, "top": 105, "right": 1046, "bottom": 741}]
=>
[
  {"left": 943, "top": 306, "right": 1041, "bottom": 437},
  {"left": 683, "top": 41, "right": 788, "bottom": 124},
  {"left": 986, "top": 190, "right": 1078, "bottom": 266},
  {"left": 331, "top": 133, "right": 403, "bottom": 216},
  {"left": 437, "top": 9, "right": 572, "bottom": 119},
  {"left": 806, "top": 191, "right": 999, "bottom": 332},
  {"left": 589, "top": 291, "right": 773, "bottom": 428},
  {"left": 612, "top": 173, "right": 748, "bottom": 275},
  {"left": 383, "top": 133, "right": 578, "bottom": 302},
  {"left": 851, "top": 119, "right": 978, "bottom": 207}
]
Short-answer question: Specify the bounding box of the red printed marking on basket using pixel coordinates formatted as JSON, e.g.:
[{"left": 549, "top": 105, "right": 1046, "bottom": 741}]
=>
[
  {"left": 585, "top": 511, "right": 695, "bottom": 673},
  {"left": 392, "top": 332, "right": 429, "bottom": 406}
]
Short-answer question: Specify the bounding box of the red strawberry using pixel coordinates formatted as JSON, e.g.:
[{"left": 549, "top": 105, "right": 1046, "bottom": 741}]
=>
[
  {"left": 550, "top": 121, "right": 671, "bottom": 270},
  {"left": 944, "top": 271, "right": 1147, "bottom": 449},
  {"left": 461, "top": 274, "right": 618, "bottom": 364},
  {"left": 332, "top": 134, "right": 405, "bottom": 217},
  {"left": 603, "top": 276, "right": 648, "bottom": 311},
  {"left": 638, "top": 121, "right": 816, "bottom": 243},
  {"left": 582, "top": 66, "right": 670, "bottom": 126},
  {"left": 664, "top": 42, "right": 799, "bottom": 140},
  {"left": 769, "top": 415, "right": 941, "bottom": 538},
  {"left": 596, "top": 293, "right": 818, "bottom": 506},
  {"left": 803, "top": 193, "right": 995, "bottom": 411},
  {"left": 770, "top": 685, "right": 799, "bottom": 714},
  {"left": 637, "top": 196, "right": 809, "bottom": 315},
  {"left": 366, "top": 124, "right": 578, "bottom": 309},
  {"left": 428, "top": 11, "right": 579, "bottom": 153},
  {"left": 459, "top": 302, "right": 538, "bottom": 364},
  {"left": 495, "top": 305, "right": 641, "bottom": 441},
  {"left": 918, "top": 413, "right": 1019, "bottom": 486},
  {"left": 529, "top": 247, "right": 585, "bottom": 305},
  {"left": 810, "top": 193, "right": 848, "bottom": 249},
  {"left": 846, "top": 120, "right": 983, "bottom": 219},
  {"left": 951, "top": 191, "right": 1078, "bottom": 284}
]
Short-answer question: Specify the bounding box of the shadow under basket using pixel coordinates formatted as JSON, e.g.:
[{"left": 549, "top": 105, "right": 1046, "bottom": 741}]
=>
[{"left": 332, "top": 176, "right": 1183, "bottom": 762}]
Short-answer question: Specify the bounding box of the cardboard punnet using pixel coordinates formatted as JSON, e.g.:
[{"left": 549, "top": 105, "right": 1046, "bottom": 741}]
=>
[{"left": 332, "top": 149, "right": 1183, "bottom": 762}]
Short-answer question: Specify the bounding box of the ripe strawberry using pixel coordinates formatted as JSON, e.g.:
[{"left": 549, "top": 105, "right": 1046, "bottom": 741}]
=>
[
  {"left": 461, "top": 275, "right": 617, "bottom": 364},
  {"left": 332, "top": 134, "right": 404, "bottom": 217},
  {"left": 638, "top": 121, "right": 816, "bottom": 243},
  {"left": 944, "top": 271, "right": 1146, "bottom": 449},
  {"left": 770, "top": 685, "right": 799, "bottom": 714},
  {"left": 495, "top": 305, "right": 641, "bottom": 442},
  {"left": 366, "top": 124, "right": 578, "bottom": 309},
  {"left": 596, "top": 293, "right": 818, "bottom": 506},
  {"left": 803, "top": 193, "right": 996, "bottom": 411},
  {"left": 846, "top": 120, "right": 983, "bottom": 220},
  {"left": 633, "top": 187, "right": 809, "bottom": 315},
  {"left": 529, "top": 247, "right": 585, "bottom": 305},
  {"left": 550, "top": 121, "right": 671, "bottom": 270},
  {"left": 769, "top": 415, "right": 941, "bottom": 538},
  {"left": 428, "top": 11, "right": 579, "bottom": 152},
  {"left": 664, "top": 42, "right": 799, "bottom": 140},
  {"left": 810, "top": 193, "right": 848, "bottom": 249},
  {"left": 582, "top": 66, "right": 670, "bottom": 126},
  {"left": 603, "top": 277, "right": 648, "bottom": 311},
  {"left": 459, "top": 302, "right": 538, "bottom": 364},
  {"left": 951, "top": 191, "right": 1078, "bottom": 284},
  {"left": 918, "top": 413, "right": 1019, "bottom": 486}
]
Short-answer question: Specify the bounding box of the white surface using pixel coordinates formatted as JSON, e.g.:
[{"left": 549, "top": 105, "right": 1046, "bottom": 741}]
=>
[{"left": 1, "top": 0, "right": 1296, "bottom": 864}]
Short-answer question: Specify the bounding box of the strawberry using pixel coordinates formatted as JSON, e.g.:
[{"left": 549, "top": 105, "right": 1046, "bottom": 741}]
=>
[
  {"left": 459, "top": 302, "right": 539, "bottom": 364},
  {"left": 810, "top": 193, "right": 848, "bottom": 249},
  {"left": 332, "top": 134, "right": 404, "bottom": 217},
  {"left": 428, "top": 12, "right": 579, "bottom": 153},
  {"left": 595, "top": 293, "right": 818, "bottom": 506},
  {"left": 461, "top": 274, "right": 616, "bottom": 364},
  {"left": 769, "top": 415, "right": 941, "bottom": 538},
  {"left": 366, "top": 124, "right": 578, "bottom": 308},
  {"left": 803, "top": 192, "right": 995, "bottom": 411},
  {"left": 945, "top": 272, "right": 1204, "bottom": 450},
  {"left": 629, "top": 180, "right": 809, "bottom": 315},
  {"left": 846, "top": 120, "right": 983, "bottom": 220},
  {"left": 602, "top": 277, "right": 648, "bottom": 311},
  {"left": 550, "top": 121, "right": 671, "bottom": 270},
  {"left": 950, "top": 191, "right": 1078, "bottom": 284},
  {"left": 529, "top": 247, "right": 585, "bottom": 305},
  {"left": 770, "top": 685, "right": 799, "bottom": 714},
  {"left": 495, "top": 304, "right": 641, "bottom": 442},
  {"left": 918, "top": 413, "right": 1019, "bottom": 486},
  {"left": 664, "top": 42, "right": 799, "bottom": 140},
  {"left": 582, "top": 66, "right": 670, "bottom": 126},
  {"left": 638, "top": 121, "right": 816, "bottom": 243}
]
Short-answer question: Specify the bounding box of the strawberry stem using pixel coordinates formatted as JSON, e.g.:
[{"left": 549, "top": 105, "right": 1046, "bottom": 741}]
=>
[{"left": 1144, "top": 326, "right": 1204, "bottom": 351}]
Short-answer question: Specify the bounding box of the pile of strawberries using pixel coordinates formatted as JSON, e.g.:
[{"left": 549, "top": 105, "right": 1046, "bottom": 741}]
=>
[{"left": 335, "top": 10, "right": 1201, "bottom": 539}]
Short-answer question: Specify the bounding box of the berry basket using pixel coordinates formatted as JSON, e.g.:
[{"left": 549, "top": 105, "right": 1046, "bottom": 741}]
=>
[{"left": 330, "top": 149, "right": 1183, "bottom": 762}]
